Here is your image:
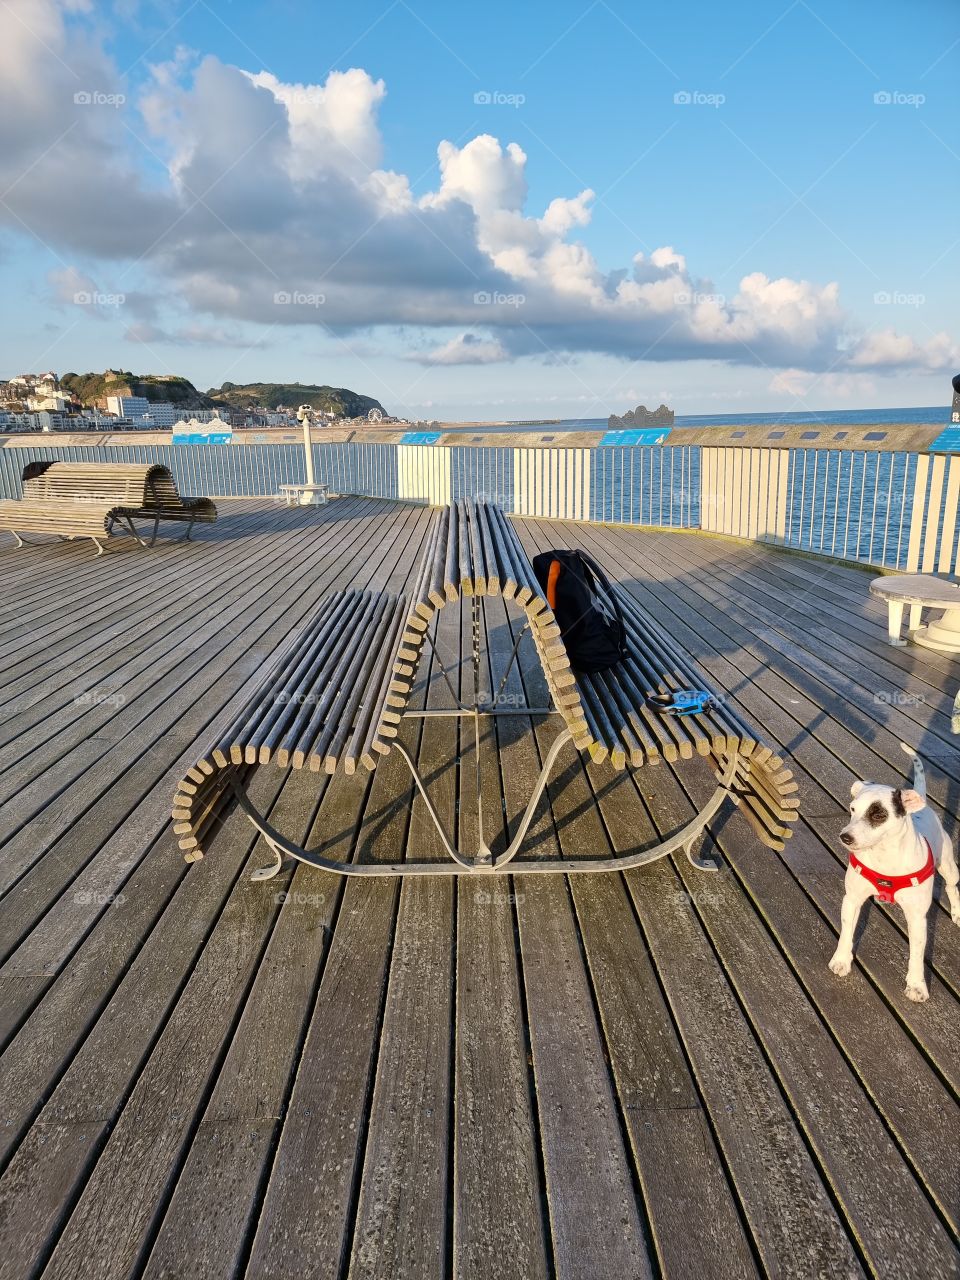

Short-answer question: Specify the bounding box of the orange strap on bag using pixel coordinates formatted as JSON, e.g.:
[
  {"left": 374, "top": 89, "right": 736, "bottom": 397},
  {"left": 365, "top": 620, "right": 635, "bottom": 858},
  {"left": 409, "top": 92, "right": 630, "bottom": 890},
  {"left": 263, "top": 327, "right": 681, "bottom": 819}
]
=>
[{"left": 546, "top": 558, "right": 561, "bottom": 610}]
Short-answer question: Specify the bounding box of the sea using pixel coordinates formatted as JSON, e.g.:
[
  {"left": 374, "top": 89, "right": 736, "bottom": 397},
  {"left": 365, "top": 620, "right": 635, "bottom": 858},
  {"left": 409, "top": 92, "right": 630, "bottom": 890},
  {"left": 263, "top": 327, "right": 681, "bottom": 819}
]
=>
[
  {"left": 437, "top": 405, "right": 951, "bottom": 567},
  {"left": 443, "top": 406, "right": 948, "bottom": 431}
]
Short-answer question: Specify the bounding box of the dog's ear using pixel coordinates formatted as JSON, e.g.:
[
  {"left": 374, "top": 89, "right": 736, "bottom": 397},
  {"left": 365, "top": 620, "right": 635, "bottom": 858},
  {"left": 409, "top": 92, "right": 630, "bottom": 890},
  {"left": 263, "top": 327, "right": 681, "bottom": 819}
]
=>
[
  {"left": 899, "top": 788, "right": 925, "bottom": 813},
  {"left": 850, "top": 780, "right": 866, "bottom": 798}
]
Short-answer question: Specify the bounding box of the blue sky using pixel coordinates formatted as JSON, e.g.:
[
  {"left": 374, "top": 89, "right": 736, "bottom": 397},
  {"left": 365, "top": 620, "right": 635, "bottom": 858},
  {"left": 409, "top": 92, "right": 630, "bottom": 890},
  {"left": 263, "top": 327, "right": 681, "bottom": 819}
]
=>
[{"left": 1, "top": 0, "right": 957, "bottom": 419}]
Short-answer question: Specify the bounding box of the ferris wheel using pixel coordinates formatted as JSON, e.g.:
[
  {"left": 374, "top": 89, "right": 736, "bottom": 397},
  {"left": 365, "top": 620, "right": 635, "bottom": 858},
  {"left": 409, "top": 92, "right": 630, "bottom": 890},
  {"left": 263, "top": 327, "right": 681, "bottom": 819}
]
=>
[{"left": 367, "top": 407, "right": 383, "bottom": 423}]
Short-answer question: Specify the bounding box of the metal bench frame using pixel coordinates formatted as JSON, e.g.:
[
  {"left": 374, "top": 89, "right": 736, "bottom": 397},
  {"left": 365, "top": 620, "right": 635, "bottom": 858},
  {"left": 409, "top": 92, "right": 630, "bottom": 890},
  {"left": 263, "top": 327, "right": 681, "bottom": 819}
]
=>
[
  {"left": 230, "top": 592, "right": 735, "bottom": 881},
  {"left": 106, "top": 509, "right": 201, "bottom": 547},
  {"left": 173, "top": 500, "right": 794, "bottom": 879}
]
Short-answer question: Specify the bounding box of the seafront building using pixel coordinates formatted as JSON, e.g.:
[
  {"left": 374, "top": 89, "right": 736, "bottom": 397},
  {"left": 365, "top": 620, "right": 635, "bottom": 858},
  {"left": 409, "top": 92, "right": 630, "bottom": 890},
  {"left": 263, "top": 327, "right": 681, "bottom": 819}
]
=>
[
  {"left": 105, "top": 394, "right": 152, "bottom": 419},
  {"left": 105, "top": 396, "right": 181, "bottom": 426}
]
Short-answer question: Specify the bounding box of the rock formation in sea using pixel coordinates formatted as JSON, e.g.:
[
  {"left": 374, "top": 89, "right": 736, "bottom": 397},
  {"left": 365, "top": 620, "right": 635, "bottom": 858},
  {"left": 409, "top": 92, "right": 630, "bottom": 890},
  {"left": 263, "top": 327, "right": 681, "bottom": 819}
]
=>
[{"left": 607, "top": 404, "right": 675, "bottom": 429}]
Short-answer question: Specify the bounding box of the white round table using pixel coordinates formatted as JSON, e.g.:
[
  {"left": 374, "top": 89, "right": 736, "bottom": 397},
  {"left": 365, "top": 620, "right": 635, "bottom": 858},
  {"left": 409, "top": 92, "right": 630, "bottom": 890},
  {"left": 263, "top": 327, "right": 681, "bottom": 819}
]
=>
[
  {"left": 278, "top": 483, "right": 330, "bottom": 507},
  {"left": 869, "top": 573, "right": 960, "bottom": 651}
]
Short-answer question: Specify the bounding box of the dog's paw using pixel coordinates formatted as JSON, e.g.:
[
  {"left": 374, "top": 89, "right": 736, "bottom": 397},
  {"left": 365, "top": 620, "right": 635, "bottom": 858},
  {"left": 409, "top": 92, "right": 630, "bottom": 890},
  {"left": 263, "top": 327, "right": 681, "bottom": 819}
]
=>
[
  {"left": 905, "top": 981, "right": 929, "bottom": 1003},
  {"left": 951, "top": 907, "right": 960, "bottom": 927},
  {"left": 829, "top": 953, "right": 852, "bottom": 977}
]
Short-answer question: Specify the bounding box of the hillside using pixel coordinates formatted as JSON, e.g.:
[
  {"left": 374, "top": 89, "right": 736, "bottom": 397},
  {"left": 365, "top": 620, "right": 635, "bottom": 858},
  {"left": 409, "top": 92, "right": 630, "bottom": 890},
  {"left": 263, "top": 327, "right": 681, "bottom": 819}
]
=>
[
  {"left": 60, "top": 370, "right": 213, "bottom": 409},
  {"left": 57, "top": 372, "right": 386, "bottom": 419},
  {"left": 207, "top": 381, "right": 386, "bottom": 418}
]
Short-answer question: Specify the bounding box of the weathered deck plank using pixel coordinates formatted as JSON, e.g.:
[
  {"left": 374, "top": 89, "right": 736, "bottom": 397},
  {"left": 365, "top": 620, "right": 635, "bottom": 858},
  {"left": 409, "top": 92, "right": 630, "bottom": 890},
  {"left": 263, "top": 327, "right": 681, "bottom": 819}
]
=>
[
  {"left": 453, "top": 602, "right": 551, "bottom": 1280},
  {"left": 0, "top": 498, "right": 957, "bottom": 1280}
]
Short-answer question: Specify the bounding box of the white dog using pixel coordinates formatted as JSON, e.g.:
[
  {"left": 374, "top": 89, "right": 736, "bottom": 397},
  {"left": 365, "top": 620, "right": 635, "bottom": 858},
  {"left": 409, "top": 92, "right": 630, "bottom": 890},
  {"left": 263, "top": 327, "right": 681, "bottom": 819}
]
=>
[{"left": 830, "top": 743, "right": 960, "bottom": 1002}]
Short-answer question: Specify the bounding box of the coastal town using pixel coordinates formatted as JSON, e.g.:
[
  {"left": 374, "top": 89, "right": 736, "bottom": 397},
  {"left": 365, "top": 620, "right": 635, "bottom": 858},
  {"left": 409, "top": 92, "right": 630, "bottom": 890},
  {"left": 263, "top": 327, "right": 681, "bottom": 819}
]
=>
[{"left": 0, "top": 369, "right": 397, "bottom": 433}]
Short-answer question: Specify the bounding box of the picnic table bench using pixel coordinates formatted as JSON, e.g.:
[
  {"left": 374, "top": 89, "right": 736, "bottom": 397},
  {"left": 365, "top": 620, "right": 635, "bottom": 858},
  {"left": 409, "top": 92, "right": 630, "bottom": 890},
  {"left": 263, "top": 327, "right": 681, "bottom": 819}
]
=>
[
  {"left": 173, "top": 500, "right": 798, "bottom": 876},
  {"left": 0, "top": 461, "right": 216, "bottom": 553}
]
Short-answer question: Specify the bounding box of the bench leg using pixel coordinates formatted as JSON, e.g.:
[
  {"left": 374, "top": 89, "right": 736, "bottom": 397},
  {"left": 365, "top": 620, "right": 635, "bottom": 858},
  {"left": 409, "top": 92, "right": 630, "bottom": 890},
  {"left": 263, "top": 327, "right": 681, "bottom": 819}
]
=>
[
  {"left": 887, "top": 601, "right": 907, "bottom": 646},
  {"left": 226, "top": 741, "right": 738, "bottom": 878},
  {"left": 249, "top": 835, "right": 286, "bottom": 883},
  {"left": 491, "top": 728, "right": 574, "bottom": 867},
  {"left": 908, "top": 604, "right": 922, "bottom": 632},
  {"left": 120, "top": 515, "right": 151, "bottom": 548}
]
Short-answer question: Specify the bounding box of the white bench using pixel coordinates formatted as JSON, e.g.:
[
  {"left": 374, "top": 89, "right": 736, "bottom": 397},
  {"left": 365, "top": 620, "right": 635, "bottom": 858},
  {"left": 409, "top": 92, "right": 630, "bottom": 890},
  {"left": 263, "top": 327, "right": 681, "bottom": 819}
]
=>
[{"left": 870, "top": 574, "right": 960, "bottom": 652}]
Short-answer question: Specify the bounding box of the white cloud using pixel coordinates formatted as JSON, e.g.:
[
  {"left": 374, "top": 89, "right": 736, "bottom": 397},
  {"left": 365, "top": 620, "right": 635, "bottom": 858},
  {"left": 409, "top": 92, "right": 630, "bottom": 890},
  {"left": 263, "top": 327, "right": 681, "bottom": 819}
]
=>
[
  {"left": 425, "top": 135, "right": 528, "bottom": 220},
  {"left": 245, "top": 68, "right": 386, "bottom": 182},
  {"left": 847, "top": 327, "right": 959, "bottom": 371},
  {"left": 768, "top": 368, "right": 878, "bottom": 400},
  {"left": 125, "top": 320, "right": 264, "bottom": 348},
  {"left": 48, "top": 266, "right": 99, "bottom": 305},
  {"left": 0, "top": 1, "right": 954, "bottom": 379},
  {"left": 411, "top": 333, "right": 510, "bottom": 365}
]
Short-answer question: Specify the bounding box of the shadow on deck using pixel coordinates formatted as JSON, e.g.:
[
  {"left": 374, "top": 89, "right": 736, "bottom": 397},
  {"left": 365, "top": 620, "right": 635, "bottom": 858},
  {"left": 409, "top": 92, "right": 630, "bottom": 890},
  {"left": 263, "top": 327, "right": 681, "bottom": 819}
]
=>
[{"left": 0, "top": 497, "right": 957, "bottom": 1280}]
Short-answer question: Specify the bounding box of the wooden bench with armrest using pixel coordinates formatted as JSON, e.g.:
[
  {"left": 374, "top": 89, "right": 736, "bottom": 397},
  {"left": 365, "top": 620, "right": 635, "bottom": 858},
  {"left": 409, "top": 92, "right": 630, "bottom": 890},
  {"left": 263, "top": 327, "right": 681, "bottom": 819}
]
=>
[{"left": 0, "top": 461, "right": 217, "bottom": 553}]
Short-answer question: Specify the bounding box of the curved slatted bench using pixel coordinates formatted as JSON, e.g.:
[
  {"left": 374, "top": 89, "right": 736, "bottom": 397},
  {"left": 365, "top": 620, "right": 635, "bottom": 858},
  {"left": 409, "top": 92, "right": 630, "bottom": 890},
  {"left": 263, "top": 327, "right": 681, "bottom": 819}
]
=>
[
  {"left": 400, "top": 499, "right": 587, "bottom": 735},
  {"left": 172, "top": 589, "right": 412, "bottom": 860},
  {"left": 569, "top": 583, "right": 798, "bottom": 849},
  {"left": 172, "top": 498, "right": 798, "bottom": 879},
  {"left": 126, "top": 467, "right": 217, "bottom": 540},
  {"left": 16, "top": 461, "right": 217, "bottom": 549},
  {"left": 397, "top": 499, "right": 795, "bottom": 853},
  {"left": 0, "top": 500, "right": 116, "bottom": 553}
]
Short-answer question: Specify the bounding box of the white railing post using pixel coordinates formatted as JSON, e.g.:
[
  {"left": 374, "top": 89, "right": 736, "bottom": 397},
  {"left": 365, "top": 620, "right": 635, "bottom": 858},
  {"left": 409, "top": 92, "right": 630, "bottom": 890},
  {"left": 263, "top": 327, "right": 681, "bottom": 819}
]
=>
[{"left": 397, "top": 444, "right": 452, "bottom": 505}]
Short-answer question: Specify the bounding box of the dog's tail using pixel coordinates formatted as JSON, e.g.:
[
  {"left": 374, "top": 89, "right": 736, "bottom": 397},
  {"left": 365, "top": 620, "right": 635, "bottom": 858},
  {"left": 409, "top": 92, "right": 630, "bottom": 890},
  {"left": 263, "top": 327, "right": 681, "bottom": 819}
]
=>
[{"left": 900, "top": 742, "right": 927, "bottom": 800}]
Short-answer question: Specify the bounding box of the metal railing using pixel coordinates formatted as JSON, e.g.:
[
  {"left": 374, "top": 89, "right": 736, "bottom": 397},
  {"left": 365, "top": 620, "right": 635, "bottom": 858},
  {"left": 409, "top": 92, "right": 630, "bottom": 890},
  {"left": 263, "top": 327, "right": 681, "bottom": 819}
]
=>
[{"left": 0, "top": 429, "right": 955, "bottom": 574}]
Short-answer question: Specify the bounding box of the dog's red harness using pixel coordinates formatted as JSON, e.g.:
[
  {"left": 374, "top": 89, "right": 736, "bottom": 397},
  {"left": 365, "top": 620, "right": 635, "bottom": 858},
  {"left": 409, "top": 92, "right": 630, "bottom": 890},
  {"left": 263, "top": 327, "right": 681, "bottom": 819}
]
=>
[{"left": 850, "top": 838, "right": 935, "bottom": 904}]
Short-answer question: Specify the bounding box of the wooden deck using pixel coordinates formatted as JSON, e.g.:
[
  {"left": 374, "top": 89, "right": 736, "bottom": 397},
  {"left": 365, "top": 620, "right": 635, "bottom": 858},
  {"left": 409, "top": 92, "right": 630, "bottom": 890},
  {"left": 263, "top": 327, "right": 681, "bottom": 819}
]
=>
[{"left": 0, "top": 497, "right": 958, "bottom": 1280}]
